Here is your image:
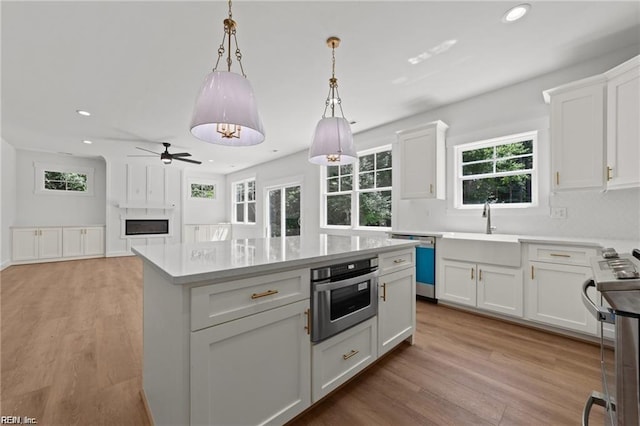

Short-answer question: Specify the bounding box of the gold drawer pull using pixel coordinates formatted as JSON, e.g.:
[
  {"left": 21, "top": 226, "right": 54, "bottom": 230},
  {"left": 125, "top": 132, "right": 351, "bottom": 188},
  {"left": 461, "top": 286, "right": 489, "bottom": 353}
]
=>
[
  {"left": 429, "top": 184, "right": 434, "bottom": 194},
  {"left": 304, "top": 309, "right": 311, "bottom": 335},
  {"left": 607, "top": 166, "right": 613, "bottom": 181},
  {"left": 343, "top": 349, "right": 359, "bottom": 360},
  {"left": 549, "top": 253, "right": 571, "bottom": 258},
  {"left": 381, "top": 283, "right": 387, "bottom": 302},
  {"left": 393, "top": 259, "right": 407, "bottom": 264},
  {"left": 479, "top": 269, "right": 482, "bottom": 281},
  {"left": 471, "top": 268, "right": 474, "bottom": 280},
  {"left": 251, "top": 289, "right": 279, "bottom": 299},
  {"left": 531, "top": 265, "right": 535, "bottom": 280},
  {"left": 556, "top": 172, "right": 560, "bottom": 186}
]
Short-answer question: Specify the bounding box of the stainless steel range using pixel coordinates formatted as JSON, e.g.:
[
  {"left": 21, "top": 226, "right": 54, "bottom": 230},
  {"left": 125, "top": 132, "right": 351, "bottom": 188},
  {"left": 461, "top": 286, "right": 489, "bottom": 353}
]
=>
[{"left": 582, "top": 248, "right": 640, "bottom": 426}]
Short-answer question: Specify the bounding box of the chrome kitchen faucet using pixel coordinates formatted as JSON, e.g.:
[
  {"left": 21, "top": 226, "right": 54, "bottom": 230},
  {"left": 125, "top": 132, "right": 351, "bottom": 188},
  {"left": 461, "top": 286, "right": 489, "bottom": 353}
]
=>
[{"left": 482, "top": 201, "right": 497, "bottom": 234}]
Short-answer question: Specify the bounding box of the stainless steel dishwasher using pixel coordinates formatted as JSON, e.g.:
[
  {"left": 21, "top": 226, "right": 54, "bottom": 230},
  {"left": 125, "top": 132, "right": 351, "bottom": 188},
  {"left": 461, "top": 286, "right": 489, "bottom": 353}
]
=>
[{"left": 390, "top": 234, "right": 436, "bottom": 301}]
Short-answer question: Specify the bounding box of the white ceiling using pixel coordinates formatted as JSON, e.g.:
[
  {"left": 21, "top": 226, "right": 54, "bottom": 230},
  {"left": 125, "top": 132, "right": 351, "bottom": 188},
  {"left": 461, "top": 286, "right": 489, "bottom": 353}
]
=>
[{"left": 2, "top": 1, "right": 639, "bottom": 174}]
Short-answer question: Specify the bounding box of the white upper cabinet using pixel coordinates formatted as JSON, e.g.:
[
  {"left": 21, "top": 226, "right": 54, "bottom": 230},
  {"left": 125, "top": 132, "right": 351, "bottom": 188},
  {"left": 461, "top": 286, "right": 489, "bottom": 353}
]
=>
[
  {"left": 544, "top": 75, "right": 606, "bottom": 191},
  {"left": 396, "top": 120, "right": 448, "bottom": 200},
  {"left": 544, "top": 55, "right": 640, "bottom": 192},
  {"left": 604, "top": 56, "right": 640, "bottom": 190}
]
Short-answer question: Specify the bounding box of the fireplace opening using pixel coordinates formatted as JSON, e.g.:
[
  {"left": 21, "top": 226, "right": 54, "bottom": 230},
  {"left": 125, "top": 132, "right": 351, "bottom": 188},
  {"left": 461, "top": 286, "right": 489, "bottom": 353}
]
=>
[{"left": 125, "top": 219, "right": 169, "bottom": 236}]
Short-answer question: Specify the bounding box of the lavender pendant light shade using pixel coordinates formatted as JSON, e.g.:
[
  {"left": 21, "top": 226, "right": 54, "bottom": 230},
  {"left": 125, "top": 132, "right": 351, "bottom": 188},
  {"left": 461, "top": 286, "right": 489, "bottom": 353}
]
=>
[
  {"left": 190, "top": 0, "right": 265, "bottom": 146},
  {"left": 191, "top": 71, "right": 265, "bottom": 146},
  {"left": 309, "top": 36, "right": 356, "bottom": 165}
]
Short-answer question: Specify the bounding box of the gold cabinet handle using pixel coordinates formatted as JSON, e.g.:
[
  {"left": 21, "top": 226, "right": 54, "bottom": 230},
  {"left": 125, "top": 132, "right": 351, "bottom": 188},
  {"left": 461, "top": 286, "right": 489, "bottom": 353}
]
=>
[
  {"left": 251, "top": 289, "right": 279, "bottom": 299},
  {"left": 607, "top": 166, "right": 613, "bottom": 181},
  {"left": 556, "top": 172, "right": 560, "bottom": 186},
  {"left": 531, "top": 265, "right": 535, "bottom": 280},
  {"left": 306, "top": 309, "right": 311, "bottom": 335},
  {"left": 393, "top": 259, "right": 407, "bottom": 264},
  {"left": 34, "top": 230, "right": 38, "bottom": 236},
  {"left": 479, "top": 269, "right": 482, "bottom": 281},
  {"left": 429, "top": 183, "right": 434, "bottom": 194},
  {"left": 471, "top": 268, "right": 474, "bottom": 280},
  {"left": 550, "top": 253, "right": 570, "bottom": 258},
  {"left": 343, "top": 349, "right": 359, "bottom": 360},
  {"left": 381, "top": 283, "right": 387, "bottom": 302}
]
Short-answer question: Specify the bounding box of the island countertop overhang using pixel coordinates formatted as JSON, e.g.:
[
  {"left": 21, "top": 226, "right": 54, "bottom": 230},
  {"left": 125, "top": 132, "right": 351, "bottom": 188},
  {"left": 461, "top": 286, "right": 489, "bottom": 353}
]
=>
[{"left": 132, "top": 234, "right": 419, "bottom": 285}]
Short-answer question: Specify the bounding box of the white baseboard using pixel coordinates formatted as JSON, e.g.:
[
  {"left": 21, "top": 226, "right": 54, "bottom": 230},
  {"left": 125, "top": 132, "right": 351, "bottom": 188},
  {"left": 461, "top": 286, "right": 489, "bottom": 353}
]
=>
[
  {"left": 106, "top": 251, "right": 135, "bottom": 258},
  {"left": 0, "top": 259, "right": 12, "bottom": 271}
]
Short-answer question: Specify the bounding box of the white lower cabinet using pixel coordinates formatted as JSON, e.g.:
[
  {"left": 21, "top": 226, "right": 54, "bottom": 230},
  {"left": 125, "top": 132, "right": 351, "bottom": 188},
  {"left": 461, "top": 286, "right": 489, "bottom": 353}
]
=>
[
  {"left": 184, "top": 223, "right": 231, "bottom": 243},
  {"left": 62, "top": 227, "right": 104, "bottom": 257},
  {"left": 439, "top": 260, "right": 523, "bottom": 317},
  {"left": 311, "top": 317, "right": 377, "bottom": 402},
  {"left": 12, "top": 227, "right": 63, "bottom": 261},
  {"left": 378, "top": 266, "right": 416, "bottom": 356},
  {"left": 190, "top": 299, "right": 311, "bottom": 426},
  {"left": 527, "top": 261, "right": 597, "bottom": 335}
]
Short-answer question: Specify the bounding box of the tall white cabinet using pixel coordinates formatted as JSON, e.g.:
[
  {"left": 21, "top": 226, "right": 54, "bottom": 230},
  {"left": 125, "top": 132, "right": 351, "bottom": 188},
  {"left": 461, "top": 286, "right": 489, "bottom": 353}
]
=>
[{"left": 396, "top": 120, "right": 448, "bottom": 200}]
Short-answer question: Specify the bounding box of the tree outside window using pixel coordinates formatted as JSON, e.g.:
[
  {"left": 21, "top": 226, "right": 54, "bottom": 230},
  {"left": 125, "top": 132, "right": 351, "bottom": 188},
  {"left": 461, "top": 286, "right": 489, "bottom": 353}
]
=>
[{"left": 44, "top": 171, "right": 88, "bottom": 192}]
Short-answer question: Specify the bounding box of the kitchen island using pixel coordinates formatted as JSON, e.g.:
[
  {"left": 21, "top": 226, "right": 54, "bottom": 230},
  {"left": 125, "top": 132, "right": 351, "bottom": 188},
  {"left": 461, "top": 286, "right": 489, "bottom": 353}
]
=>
[{"left": 133, "top": 234, "right": 419, "bottom": 426}]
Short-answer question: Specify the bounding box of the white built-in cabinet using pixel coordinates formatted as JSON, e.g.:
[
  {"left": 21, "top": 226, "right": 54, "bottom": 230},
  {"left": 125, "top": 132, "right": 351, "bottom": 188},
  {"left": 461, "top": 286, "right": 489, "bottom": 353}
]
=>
[
  {"left": 396, "top": 120, "right": 448, "bottom": 200},
  {"left": 378, "top": 248, "right": 416, "bottom": 356},
  {"left": 544, "top": 55, "right": 640, "bottom": 192},
  {"left": 183, "top": 223, "right": 231, "bottom": 243},
  {"left": 526, "top": 244, "right": 599, "bottom": 336},
  {"left": 12, "top": 227, "right": 63, "bottom": 262},
  {"left": 189, "top": 269, "right": 311, "bottom": 425},
  {"left": 439, "top": 260, "right": 523, "bottom": 318},
  {"left": 12, "top": 226, "right": 104, "bottom": 263},
  {"left": 62, "top": 227, "right": 104, "bottom": 257},
  {"left": 605, "top": 56, "right": 640, "bottom": 189}
]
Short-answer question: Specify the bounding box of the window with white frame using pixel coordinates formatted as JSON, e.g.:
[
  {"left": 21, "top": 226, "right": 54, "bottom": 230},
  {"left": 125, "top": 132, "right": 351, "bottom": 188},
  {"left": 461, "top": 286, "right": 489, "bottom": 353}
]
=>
[
  {"left": 323, "top": 146, "right": 392, "bottom": 228},
  {"left": 454, "top": 131, "right": 537, "bottom": 208},
  {"left": 233, "top": 178, "right": 256, "bottom": 224},
  {"left": 34, "top": 162, "right": 95, "bottom": 196}
]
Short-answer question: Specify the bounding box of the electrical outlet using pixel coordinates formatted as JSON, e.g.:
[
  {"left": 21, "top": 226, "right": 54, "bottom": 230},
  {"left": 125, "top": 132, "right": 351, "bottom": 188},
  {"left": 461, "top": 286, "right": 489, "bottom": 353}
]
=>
[{"left": 550, "top": 207, "right": 567, "bottom": 219}]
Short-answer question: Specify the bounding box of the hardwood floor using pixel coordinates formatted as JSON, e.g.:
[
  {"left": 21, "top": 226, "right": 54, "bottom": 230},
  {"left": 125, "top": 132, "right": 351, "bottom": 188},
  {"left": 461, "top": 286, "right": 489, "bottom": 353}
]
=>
[{"left": 1, "top": 257, "right": 607, "bottom": 425}]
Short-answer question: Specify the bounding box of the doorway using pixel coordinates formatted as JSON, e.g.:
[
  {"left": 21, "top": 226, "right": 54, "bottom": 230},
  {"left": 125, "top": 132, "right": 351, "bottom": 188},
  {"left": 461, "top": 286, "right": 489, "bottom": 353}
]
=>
[{"left": 266, "top": 184, "right": 301, "bottom": 237}]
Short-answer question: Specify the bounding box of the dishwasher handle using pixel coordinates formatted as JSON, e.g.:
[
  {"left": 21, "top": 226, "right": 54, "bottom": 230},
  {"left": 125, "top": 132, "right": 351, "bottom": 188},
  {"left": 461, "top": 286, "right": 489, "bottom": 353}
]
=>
[
  {"left": 582, "top": 391, "right": 609, "bottom": 426},
  {"left": 581, "top": 279, "right": 615, "bottom": 324}
]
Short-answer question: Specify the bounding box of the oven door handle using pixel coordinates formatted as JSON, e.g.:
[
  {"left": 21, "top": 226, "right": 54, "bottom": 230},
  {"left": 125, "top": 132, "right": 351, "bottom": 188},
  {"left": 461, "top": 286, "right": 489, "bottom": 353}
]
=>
[
  {"left": 581, "top": 279, "right": 615, "bottom": 324},
  {"left": 313, "top": 270, "right": 379, "bottom": 292}
]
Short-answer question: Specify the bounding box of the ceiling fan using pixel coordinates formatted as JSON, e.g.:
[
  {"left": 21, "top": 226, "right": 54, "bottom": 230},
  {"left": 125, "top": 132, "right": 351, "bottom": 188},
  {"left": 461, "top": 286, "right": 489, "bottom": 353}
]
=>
[{"left": 131, "top": 142, "right": 202, "bottom": 165}]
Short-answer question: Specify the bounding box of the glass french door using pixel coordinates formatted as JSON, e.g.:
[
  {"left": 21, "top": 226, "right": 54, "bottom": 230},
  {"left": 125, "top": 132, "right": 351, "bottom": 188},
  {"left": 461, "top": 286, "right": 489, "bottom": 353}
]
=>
[{"left": 267, "top": 184, "right": 301, "bottom": 237}]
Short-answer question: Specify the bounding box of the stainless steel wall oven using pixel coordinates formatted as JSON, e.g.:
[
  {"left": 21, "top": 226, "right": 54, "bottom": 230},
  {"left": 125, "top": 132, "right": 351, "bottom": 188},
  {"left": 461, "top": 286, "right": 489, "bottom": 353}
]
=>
[{"left": 311, "top": 257, "right": 379, "bottom": 343}]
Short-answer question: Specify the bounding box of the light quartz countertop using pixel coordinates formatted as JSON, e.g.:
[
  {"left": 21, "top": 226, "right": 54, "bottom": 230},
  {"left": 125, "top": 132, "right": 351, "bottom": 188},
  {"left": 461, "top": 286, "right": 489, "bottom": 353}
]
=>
[
  {"left": 132, "top": 234, "right": 419, "bottom": 285},
  {"left": 391, "top": 230, "right": 639, "bottom": 253}
]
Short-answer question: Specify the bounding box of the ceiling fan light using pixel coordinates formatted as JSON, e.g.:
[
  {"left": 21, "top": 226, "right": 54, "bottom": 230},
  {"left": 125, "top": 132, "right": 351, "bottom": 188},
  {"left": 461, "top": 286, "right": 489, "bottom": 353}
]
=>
[{"left": 309, "top": 117, "right": 356, "bottom": 165}]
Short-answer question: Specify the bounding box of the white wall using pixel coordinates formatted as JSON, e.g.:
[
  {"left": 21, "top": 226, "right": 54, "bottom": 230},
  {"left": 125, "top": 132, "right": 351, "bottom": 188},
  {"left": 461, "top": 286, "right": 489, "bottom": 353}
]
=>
[
  {"left": 1, "top": 139, "right": 17, "bottom": 269},
  {"left": 183, "top": 170, "right": 227, "bottom": 224},
  {"left": 14, "top": 150, "right": 106, "bottom": 227},
  {"left": 226, "top": 46, "right": 640, "bottom": 242}
]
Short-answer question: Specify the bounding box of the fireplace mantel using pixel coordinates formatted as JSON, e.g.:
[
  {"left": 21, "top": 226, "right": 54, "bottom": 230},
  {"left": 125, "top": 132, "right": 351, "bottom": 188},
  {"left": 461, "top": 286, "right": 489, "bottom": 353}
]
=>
[{"left": 118, "top": 202, "right": 175, "bottom": 210}]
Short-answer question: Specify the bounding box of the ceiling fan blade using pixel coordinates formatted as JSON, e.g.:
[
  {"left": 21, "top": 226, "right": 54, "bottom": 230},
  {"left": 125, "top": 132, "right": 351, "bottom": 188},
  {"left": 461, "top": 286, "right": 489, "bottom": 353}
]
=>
[
  {"left": 173, "top": 157, "right": 202, "bottom": 165},
  {"left": 136, "top": 147, "right": 161, "bottom": 155},
  {"left": 170, "top": 152, "right": 192, "bottom": 157}
]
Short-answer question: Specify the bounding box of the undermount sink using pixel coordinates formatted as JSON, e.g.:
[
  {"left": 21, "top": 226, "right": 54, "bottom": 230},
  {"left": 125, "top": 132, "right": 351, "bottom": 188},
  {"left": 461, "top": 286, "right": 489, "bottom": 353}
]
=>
[
  {"left": 439, "top": 232, "right": 522, "bottom": 267},
  {"left": 441, "top": 232, "right": 520, "bottom": 243}
]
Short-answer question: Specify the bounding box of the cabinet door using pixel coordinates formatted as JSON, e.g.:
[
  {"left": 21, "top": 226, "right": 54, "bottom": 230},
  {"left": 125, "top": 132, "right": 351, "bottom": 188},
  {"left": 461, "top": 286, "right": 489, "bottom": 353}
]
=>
[
  {"left": 183, "top": 225, "right": 197, "bottom": 243},
  {"left": 438, "top": 260, "right": 476, "bottom": 307},
  {"left": 62, "top": 227, "right": 84, "bottom": 257},
  {"left": 191, "top": 300, "right": 311, "bottom": 426},
  {"left": 397, "top": 121, "right": 447, "bottom": 200},
  {"left": 550, "top": 82, "right": 605, "bottom": 191},
  {"left": 527, "top": 262, "right": 597, "bottom": 335},
  {"left": 378, "top": 267, "right": 415, "bottom": 357},
  {"left": 83, "top": 227, "right": 104, "bottom": 256},
  {"left": 606, "top": 60, "right": 640, "bottom": 189},
  {"left": 477, "top": 265, "right": 523, "bottom": 318},
  {"left": 38, "top": 228, "right": 63, "bottom": 259},
  {"left": 12, "top": 228, "right": 39, "bottom": 261}
]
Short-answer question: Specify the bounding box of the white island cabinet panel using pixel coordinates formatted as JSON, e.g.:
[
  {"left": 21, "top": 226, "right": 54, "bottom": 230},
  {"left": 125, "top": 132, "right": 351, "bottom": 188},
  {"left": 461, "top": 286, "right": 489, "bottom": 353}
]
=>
[
  {"left": 191, "top": 300, "right": 311, "bottom": 426},
  {"left": 378, "top": 267, "right": 416, "bottom": 356}
]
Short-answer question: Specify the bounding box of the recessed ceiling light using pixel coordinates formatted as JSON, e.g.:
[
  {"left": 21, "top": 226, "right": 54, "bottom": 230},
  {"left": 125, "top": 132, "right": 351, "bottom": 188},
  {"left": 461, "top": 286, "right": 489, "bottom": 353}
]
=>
[
  {"left": 82, "top": 140, "right": 93, "bottom": 144},
  {"left": 76, "top": 109, "right": 91, "bottom": 116},
  {"left": 502, "top": 4, "right": 530, "bottom": 23},
  {"left": 208, "top": 159, "right": 214, "bottom": 163}
]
